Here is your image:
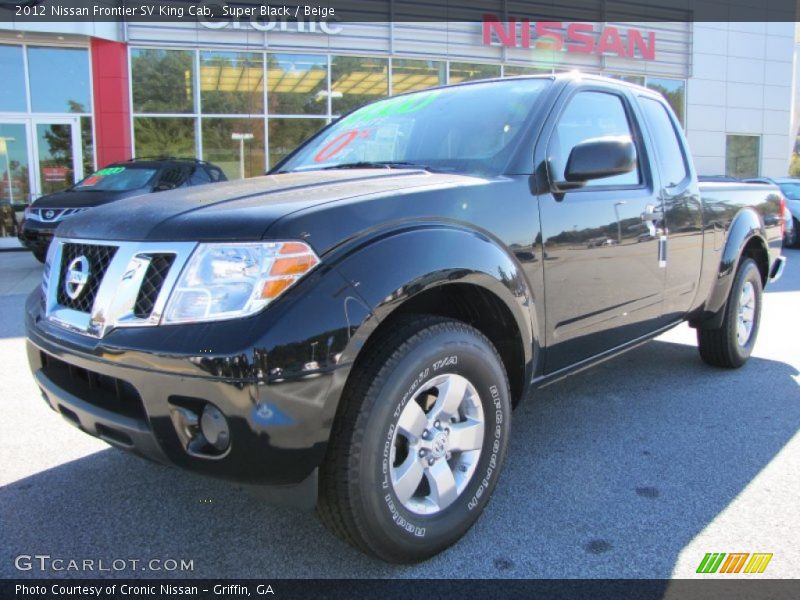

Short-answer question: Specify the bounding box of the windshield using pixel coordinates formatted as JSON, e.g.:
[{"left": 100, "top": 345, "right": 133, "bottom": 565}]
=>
[
  {"left": 73, "top": 166, "right": 157, "bottom": 191},
  {"left": 278, "top": 79, "right": 551, "bottom": 175},
  {"left": 778, "top": 182, "right": 800, "bottom": 200}
]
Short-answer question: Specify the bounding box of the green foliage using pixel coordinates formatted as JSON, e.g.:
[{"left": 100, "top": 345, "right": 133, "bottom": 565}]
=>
[
  {"left": 200, "top": 52, "right": 263, "bottom": 115},
  {"left": 134, "top": 118, "right": 195, "bottom": 158},
  {"left": 725, "top": 135, "right": 760, "bottom": 178},
  {"left": 646, "top": 82, "right": 685, "bottom": 125},
  {"left": 131, "top": 49, "right": 194, "bottom": 113},
  {"left": 789, "top": 153, "right": 800, "bottom": 176}
]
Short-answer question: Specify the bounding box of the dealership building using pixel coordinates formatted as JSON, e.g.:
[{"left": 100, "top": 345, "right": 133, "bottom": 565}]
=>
[{"left": 0, "top": 16, "right": 797, "bottom": 244}]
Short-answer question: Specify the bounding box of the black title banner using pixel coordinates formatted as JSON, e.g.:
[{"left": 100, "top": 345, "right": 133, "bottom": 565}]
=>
[
  {"left": 0, "top": 0, "right": 797, "bottom": 23},
  {"left": 5, "top": 579, "right": 800, "bottom": 600}
]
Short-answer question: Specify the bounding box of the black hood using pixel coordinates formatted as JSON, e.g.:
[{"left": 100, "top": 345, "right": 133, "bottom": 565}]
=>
[
  {"left": 56, "top": 169, "right": 482, "bottom": 242},
  {"left": 33, "top": 188, "right": 149, "bottom": 209}
]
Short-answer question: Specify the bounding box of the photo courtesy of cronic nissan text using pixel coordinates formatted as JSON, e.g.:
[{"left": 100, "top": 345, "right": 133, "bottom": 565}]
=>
[{"left": 0, "top": 0, "right": 798, "bottom": 599}]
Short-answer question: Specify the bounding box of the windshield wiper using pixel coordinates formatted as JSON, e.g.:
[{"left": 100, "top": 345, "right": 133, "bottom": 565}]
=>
[{"left": 322, "top": 161, "right": 430, "bottom": 171}]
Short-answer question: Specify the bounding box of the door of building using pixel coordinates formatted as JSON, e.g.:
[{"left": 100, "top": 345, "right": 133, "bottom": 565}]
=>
[
  {"left": 0, "top": 117, "right": 84, "bottom": 241},
  {"left": 31, "top": 117, "right": 84, "bottom": 198}
]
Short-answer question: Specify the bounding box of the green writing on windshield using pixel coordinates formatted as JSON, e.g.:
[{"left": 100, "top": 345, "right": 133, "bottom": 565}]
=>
[
  {"left": 95, "top": 166, "right": 125, "bottom": 176},
  {"left": 343, "top": 91, "right": 441, "bottom": 124}
]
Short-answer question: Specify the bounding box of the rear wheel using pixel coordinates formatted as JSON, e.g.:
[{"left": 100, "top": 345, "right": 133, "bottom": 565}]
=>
[
  {"left": 317, "top": 315, "right": 511, "bottom": 563},
  {"left": 697, "top": 258, "right": 763, "bottom": 368}
]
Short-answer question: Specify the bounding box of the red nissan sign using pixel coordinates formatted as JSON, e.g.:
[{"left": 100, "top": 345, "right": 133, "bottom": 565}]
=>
[{"left": 482, "top": 16, "right": 656, "bottom": 61}]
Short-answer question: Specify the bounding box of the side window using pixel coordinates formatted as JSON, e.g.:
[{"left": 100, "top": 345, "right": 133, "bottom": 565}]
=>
[
  {"left": 209, "top": 167, "right": 225, "bottom": 182},
  {"left": 548, "top": 91, "right": 640, "bottom": 187},
  {"left": 158, "top": 166, "right": 191, "bottom": 189},
  {"left": 639, "top": 97, "right": 689, "bottom": 187},
  {"left": 188, "top": 167, "right": 212, "bottom": 186}
]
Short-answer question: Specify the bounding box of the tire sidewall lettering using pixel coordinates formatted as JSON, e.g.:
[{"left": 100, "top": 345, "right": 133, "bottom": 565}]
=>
[{"left": 379, "top": 350, "right": 507, "bottom": 538}]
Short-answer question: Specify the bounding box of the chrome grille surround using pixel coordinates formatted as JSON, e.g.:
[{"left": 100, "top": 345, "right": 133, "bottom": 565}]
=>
[
  {"left": 43, "top": 237, "right": 197, "bottom": 338},
  {"left": 27, "top": 207, "right": 89, "bottom": 223}
]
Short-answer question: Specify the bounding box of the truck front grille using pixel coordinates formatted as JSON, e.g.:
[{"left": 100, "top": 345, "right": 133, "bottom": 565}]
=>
[
  {"left": 56, "top": 243, "right": 118, "bottom": 312},
  {"left": 44, "top": 238, "right": 196, "bottom": 337},
  {"left": 134, "top": 254, "right": 176, "bottom": 319}
]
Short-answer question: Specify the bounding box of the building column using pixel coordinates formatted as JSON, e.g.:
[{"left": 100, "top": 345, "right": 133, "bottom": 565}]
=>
[{"left": 90, "top": 38, "right": 132, "bottom": 168}]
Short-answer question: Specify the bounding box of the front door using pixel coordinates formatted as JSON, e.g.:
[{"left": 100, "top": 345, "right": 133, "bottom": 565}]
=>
[
  {"left": 537, "top": 87, "right": 666, "bottom": 374},
  {"left": 31, "top": 118, "right": 83, "bottom": 198},
  {"left": 0, "top": 117, "right": 84, "bottom": 241}
]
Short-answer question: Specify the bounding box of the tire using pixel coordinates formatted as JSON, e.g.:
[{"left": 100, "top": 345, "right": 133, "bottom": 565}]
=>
[
  {"left": 317, "top": 315, "right": 511, "bottom": 563},
  {"left": 697, "top": 258, "right": 763, "bottom": 368},
  {"left": 789, "top": 218, "right": 800, "bottom": 249},
  {"left": 32, "top": 248, "right": 47, "bottom": 263}
]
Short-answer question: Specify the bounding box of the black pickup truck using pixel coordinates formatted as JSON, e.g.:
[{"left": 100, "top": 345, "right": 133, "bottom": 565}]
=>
[{"left": 25, "top": 74, "right": 786, "bottom": 563}]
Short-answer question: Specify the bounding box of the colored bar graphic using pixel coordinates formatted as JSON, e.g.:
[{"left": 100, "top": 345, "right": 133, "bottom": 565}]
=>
[
  {"left": 697, "top": 552, "right": 772, "bottom": 574},
  {"left": 744, "top": 553, "right": 773, "bottom": 574},
  {"left": 719, "top": 553, "right": 749, "bottom": 573},
  {"left": 697, "top": 553, "right": 726, "bottom": 573}
]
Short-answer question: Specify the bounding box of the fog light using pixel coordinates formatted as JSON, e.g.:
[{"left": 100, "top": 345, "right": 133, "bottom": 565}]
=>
[{"left": 200, "top": 403, "right": 230, "bottom": 451}]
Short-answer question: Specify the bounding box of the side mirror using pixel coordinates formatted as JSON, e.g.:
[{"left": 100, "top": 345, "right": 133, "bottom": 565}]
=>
[{"left": 558, "top": 136, "right": 637, "bottom": 189}]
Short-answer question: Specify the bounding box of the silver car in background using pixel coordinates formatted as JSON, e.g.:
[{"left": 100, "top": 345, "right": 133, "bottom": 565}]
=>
[{"left": 745, "top": 177, "right": 799, "bottom": 248}]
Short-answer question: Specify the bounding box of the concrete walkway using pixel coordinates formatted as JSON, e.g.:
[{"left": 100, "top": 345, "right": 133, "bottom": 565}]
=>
[{"left": 0, "top": 251, "right": 43, "bottom": 297}]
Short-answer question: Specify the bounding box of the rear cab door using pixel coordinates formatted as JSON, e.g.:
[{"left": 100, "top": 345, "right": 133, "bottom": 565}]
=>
[
  {"left": 535, "top": 79, "right": 668, "bottom": 373},
  {"left": 636, "top": 92, "right": 704, "bottom": 320}
]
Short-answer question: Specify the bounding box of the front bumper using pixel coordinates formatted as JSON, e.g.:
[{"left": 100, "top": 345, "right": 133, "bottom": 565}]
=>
[
  {"left": 18, "top": 219, "right": 57, "bottom": 252},
  {"left": 25, "top": 266, "right": 371, "bottom": 498}
]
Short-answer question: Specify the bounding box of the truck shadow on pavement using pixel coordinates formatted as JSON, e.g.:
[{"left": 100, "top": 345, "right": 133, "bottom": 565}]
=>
[{"left": 2, "top": 340, "right": 798, "bottom": 579}]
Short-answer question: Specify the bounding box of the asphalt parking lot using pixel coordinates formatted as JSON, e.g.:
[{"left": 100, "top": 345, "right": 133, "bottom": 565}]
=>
[{"left": 1, "top": 249, "right": 798, "bottom": 579}]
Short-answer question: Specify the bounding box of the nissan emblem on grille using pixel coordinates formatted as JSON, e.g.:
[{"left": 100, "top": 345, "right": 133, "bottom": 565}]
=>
[
  {"left": 64, "top": 256, "right": 90, "bottom": 300},
  {"left": 44, "top": 209, "right": 55, "bottom": 219}
]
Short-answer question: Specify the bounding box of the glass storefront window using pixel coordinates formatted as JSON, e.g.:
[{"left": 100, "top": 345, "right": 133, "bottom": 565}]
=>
[
  {"left": 608, "top": 73, "right": 646, "bottom": 86},
  {"left": 646, "top": 77, "right": 685, "bottom": 126},
  {"left": 503, "top": 65, "right": 552, "bottom": 77},
  {"left": 0, "top": 123, "right": 30, "bottom": 207},
  {"left": 391, "top": 59, "right": 446, "bottom": 94},
  {"left": 449, "top": 62, "right": 501, "bottom": 84},
  {"left": 726, "top": 135, "right": 760, "bottom": 178},
  {"left": 134, "top": 117, "right": 196, "bottom": 158},
  {"left": 0, "top": 45, "right": 26, "bottom": 112},
  {"left": 268, "top": 54, "right": 328, "bottom": 115},
  {"left": 36, "top": 123, "right": 75, "bottom": 195},
  {"left": 200, "top": 52, "right": 263, "bottom": 115},
  {"left": 28, "top": 47, "right": 91, "bottom": 113},
  {"left": 331, "top": 56, "right": 389, "bottom": 115},
  {"left": 80, "top": 116, "right": 94, "bottom": 173},
  {"left": 132, "top": 49, "right": 195, "bottom": 114},
  {"left": 268, "top": 118, "right": 326, "bottom": 169},
  {"left": 202, "top": 118, "right": 265, "bottom": 179}
]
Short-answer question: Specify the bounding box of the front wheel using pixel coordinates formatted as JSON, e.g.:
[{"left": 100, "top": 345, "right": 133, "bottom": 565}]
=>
[
  {"left": 697, "top": 258, "right": 763, "bottom": 368},
  {"left": 317, "top": 316, "right": 511, "bottom": 563}
]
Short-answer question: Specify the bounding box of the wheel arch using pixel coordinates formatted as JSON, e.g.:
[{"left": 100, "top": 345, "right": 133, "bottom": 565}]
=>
[
  {"left": 694, "top": 208, "right": 769, "bottom": 329},
  {"left": 330, "top": 225, "right": 539, "bottom": 408}
]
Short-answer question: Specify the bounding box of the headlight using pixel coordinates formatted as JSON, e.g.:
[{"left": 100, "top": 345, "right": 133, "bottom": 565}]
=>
[{"left": 163, "top": 241, "right": 320, "bottom": 324}]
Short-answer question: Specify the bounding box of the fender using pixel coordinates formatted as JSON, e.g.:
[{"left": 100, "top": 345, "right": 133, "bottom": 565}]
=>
[
  {"left": 698, "top": 207, "right": 767, "bottom": 329},
  {"left": 328, "top": 223, "right": 540, "bottom": 392}
]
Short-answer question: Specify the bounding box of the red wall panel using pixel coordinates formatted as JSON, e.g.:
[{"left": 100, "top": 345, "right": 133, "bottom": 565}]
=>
[{"left": 90, "top": 39, "right": 131, "bottom": 168}]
